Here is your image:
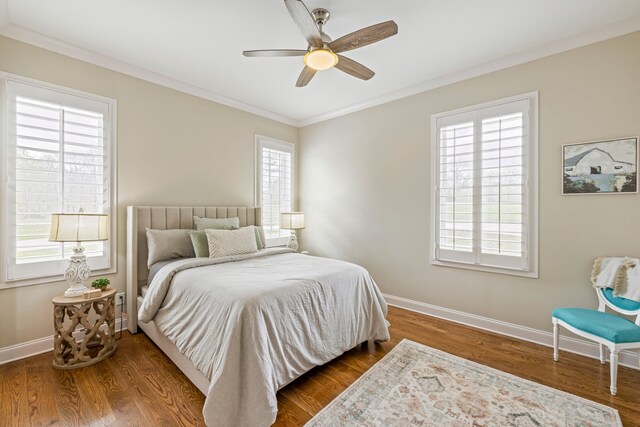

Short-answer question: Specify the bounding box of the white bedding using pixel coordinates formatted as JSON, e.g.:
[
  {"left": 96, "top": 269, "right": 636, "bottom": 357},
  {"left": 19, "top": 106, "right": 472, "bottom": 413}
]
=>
[{"left": 138, "top": 249, "right": 390, "bottom": 426}]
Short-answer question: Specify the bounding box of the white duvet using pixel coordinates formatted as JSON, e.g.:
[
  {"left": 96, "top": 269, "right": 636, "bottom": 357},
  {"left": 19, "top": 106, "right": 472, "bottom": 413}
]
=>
[{"left": 138, "top": 248, "right": 390, "bottom": 426}]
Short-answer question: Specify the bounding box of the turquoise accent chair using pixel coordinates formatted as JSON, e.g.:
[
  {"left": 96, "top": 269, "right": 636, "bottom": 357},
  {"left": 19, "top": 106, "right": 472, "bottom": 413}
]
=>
[{"left": 552, "top": 288, "right": 640, "bottom": 395}]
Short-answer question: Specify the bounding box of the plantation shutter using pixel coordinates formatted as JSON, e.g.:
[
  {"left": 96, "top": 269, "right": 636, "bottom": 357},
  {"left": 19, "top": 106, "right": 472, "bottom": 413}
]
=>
[
  {"left": 434, "top": 97, "right": 533, "bottom": 272},
  {"left": 436, "top": 111, "right": 476, "bottom": 264},
  {"left": 256, "top": 137, "right": 294, "bottom": 246},
  {"left": 478, "top": 100, "right": 529, "bottom": 269},
  {"left": 5, "top": 79, "right": 113, "bottom": 281}
]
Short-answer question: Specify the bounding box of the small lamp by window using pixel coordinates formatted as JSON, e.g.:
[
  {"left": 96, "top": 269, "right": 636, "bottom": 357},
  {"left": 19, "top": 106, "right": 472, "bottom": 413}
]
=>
[
  {"left": 49, "top": 210, "right": 109, "bottom": 297},
  {"left": 280, "top": 212, "right": 305, "bottom": 252}
]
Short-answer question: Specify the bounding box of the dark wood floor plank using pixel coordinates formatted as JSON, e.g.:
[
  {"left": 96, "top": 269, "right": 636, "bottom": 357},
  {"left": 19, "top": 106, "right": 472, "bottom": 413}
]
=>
[
  {"left": 0, "top": 359, "right": 29, "bottom": 427},
  {"left": 73, "top": 364, "right": 118, "bottom": 426},
  {"left": 121, "top": 334, "right": 204, "bottom": 427},
  {"left": 92, "top": 357, "right": 146, "bottom": 426},
  {"left": 1, "top": 305, "right": 638, "bottom": 426},
  {"left": 273, "top": 394, "right": 311, "bottom": 426},
  {"left": 136, "top": 335, "right": 205, "bottom": 418},
  {"left": 279, "top": 377, "right": 325, "bottom": 416},
  {"left": 114, "top": 336, "right": 202, "bottom": 427},
  {"left": 49, "top": 369, "right": 92, "bottom": 426},
  {"left": 25, "top": 353, "right": 60, "bottom": 427},
  {"left": 108, "top": 358, "right": 179, "bottom": 426}
]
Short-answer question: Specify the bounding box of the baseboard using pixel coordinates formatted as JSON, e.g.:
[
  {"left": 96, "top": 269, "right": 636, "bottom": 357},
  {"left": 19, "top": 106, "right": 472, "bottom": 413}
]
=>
[
  {"left": 0, "top": 317, "right": 127, "bottom": 365},
  {"left": 384, "top": 294, "right": 639, "bottom": 370},
  {"left": 4, "top": 299, "right": 636, "bottom": 370}
]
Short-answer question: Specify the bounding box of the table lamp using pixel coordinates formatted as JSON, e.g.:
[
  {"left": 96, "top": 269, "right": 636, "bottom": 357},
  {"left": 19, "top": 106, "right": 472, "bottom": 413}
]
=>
[
  {"left": 49, "top": 210, "right": 109, "bottom": 297},
  {"left": 280, "top": 212, "right": 305, "bottom": 252}
]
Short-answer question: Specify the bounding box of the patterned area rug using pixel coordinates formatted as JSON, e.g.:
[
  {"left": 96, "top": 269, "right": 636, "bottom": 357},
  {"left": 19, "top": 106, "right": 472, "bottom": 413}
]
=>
[{"left": 306, "top": 339, "right": 622, "bottom": 426}]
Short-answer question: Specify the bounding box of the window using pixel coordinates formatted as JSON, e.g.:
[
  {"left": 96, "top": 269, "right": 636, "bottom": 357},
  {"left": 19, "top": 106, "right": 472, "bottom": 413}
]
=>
[
  {"left": 431, "top": 92, "right": 538, "bottom": 277},
  {"left": 255, "top": 136, "right": 294, "bottom": 246},
  {"left": 1, "top": 75, "right": 116, "bottom": 284}
]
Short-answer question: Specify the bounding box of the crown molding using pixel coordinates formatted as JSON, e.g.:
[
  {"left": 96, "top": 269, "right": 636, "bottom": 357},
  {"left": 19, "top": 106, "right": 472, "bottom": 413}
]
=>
[
  {"left": 0, "top": 24, "right": 298, "bottom": 127},
  {"left": 298, "top": 15, "right": 640, "bottom": 127},
  {"left": 1, "top": 14, "right": 639, "bottom": 129}
]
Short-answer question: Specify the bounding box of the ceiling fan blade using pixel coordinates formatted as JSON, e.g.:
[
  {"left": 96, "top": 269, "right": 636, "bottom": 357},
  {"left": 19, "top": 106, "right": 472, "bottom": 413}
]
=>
[
  {"left": 296, "top": 66, "right": 317, "bottom": 87},
  {"left": 243, "top": 49, "right": 308, "bottom": 57},
  {"left": 329, "top": 21, "right": 398, "bottom": 54},
  {"left": 283, "top": 0, "right": 323, "bottom": 48},
  {"left": 335, "top": 55, "right": 375, "bottom": 80}
]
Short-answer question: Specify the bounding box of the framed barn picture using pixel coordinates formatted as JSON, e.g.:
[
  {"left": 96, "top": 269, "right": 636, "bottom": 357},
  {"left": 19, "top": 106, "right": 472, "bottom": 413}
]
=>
[{"left": 562, "top": 137, "right": 638, "bottom": 195}]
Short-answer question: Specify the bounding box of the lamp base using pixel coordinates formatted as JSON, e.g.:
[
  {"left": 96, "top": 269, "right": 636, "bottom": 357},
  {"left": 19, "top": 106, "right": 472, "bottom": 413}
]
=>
[
  {"left": 63, "top": 245, "right": 91, "bottom": 297},
  {"left": 287, "top": 231, "right": 299, "bottom": 252},
  {"left": 64, "top": 284, "right": 90, "bottom": 298}
]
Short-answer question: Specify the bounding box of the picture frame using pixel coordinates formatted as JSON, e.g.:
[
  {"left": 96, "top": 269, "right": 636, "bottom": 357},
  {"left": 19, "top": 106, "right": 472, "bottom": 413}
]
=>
[{"left": 562, "top": 137, "right": 638, "bottom": 195}]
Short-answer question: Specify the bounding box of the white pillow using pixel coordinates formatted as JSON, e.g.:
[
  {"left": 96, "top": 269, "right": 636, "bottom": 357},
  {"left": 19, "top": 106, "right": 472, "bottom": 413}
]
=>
[{"left": 206, "top": 226, "right": 258, "bottom": 258}]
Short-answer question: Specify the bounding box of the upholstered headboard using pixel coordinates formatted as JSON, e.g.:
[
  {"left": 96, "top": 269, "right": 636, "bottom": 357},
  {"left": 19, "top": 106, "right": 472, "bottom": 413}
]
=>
[{"left": 126, "top": 206, "right": 262, "bottom": 333}]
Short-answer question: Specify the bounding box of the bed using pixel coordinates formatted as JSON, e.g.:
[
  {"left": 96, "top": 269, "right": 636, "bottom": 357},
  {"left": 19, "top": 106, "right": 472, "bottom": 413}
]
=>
[{"left": 126, "top": 206, "right": 390, "bottom": 426}]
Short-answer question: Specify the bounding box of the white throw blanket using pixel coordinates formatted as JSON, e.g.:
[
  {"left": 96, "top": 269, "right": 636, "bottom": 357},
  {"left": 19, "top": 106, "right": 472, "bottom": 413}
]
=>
[
  {"left": 591, "top": 256, "right": 640, "bottom": 302},
  {"left": 138, "top": 249, "right": 390, "bottom": 426}
]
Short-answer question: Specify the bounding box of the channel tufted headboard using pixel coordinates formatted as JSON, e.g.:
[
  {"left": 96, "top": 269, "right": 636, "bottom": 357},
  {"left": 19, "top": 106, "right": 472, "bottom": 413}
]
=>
[{"left": 126, "top": 206, "right": 262, "bottom": 332}]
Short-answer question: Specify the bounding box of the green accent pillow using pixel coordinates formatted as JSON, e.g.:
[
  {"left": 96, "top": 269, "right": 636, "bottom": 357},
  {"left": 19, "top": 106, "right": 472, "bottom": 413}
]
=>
[
  {"left": 254, "top": 227, "right": 264, "bottom": 250},
  {"left": 188, "top": 230, "right": 210, "bottom": 257}
]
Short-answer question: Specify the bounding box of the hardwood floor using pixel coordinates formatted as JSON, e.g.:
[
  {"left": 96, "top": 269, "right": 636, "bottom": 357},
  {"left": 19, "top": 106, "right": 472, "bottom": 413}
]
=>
[{"left": 1, "top": 305, "right": 639, "bottom": 426}]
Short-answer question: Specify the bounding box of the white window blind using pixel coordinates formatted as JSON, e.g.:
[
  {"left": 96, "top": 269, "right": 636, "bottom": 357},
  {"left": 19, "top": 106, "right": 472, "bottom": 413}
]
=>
[
  {"left": 3, "top": 77, "right": 115, "bottom": 282},
  {"left": 432, "top": 93, "right": 538, "bottom": 276},
  {"left": 255, "top": 136, "right": 294, "bottom": 246}
]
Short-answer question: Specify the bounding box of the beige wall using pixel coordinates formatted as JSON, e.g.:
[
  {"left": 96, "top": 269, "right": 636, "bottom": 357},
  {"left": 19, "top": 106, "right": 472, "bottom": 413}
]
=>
[
  {"left": 0, "top": 36, "right": 298, "bottom": 348},
  {"left": 1, "top": 31, "right": 638, "bottom": 350},
  {"left": 299, "top": 31, "right": 640, "bottom": 332}
]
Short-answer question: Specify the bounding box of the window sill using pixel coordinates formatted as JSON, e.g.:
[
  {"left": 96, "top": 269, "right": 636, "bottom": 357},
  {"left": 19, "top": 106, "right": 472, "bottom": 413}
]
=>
[
  {"left": 0, "top": 266, "right": 117, "bottom": 290},
  {"left": 431, "top": 259, "right": 538, "bottom": 279}
]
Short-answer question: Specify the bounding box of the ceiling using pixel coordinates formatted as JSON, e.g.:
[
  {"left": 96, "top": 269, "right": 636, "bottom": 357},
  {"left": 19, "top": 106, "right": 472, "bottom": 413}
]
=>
[{"left": 1, "top": 0, "right": 640, "bottom": 126}]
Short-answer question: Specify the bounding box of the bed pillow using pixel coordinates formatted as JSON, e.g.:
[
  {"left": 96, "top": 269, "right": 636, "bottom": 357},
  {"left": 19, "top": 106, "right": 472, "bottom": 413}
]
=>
[
  {"left": 206, "top": 226, "right": 258, "bottom": 258},
  {"left": 256, "top": 226, "right": 266, "bottom": 250},
  {"left": 192, "top": 226, "right": 263, "bottom": 256},
  {"left": 188, "top": 230, "right": 210, "bottom": 257},
  {"left": 146, "top": 228, "right": 195, "bottom": 268},
  {"left": 194, "top": 216, "right": 240, "bottom": 231}
]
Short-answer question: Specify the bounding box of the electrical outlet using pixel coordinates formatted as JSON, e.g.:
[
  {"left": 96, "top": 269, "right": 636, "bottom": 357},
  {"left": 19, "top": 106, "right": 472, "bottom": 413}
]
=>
[{"left": 116, "top": 292, "right": 126, "bottom": 306}]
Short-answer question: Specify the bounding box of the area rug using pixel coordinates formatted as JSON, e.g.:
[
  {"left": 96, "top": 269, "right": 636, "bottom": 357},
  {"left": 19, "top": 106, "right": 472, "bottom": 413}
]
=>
[{"left": 306, "top": 339, "right": 622, "bottom": 426}]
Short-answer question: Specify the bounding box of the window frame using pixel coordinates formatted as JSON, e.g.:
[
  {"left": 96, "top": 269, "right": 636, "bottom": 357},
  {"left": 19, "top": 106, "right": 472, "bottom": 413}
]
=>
[
  {"left": 0, "top": 72, "right": 117, "bottom": 288},
  {"left": 430, "top": 92, "right": 539, "bottom": 278},
  {"left": 254, "top": 135, "right": 295, "bottom": 247}
]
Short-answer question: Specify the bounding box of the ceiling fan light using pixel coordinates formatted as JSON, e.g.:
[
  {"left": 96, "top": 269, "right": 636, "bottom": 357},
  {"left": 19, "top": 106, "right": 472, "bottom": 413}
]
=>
[{"left": 304, "top": 49, "right": 339, "bottom": 71}]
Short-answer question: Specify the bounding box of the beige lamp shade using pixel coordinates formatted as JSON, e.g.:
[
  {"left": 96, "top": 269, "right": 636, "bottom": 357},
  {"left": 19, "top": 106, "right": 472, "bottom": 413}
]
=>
[
  {"left": 280, "top": 212, "right": 305, "bottom": 230},
  {"left": 49, "top": 213, "right": 109, "bottom": 242}
]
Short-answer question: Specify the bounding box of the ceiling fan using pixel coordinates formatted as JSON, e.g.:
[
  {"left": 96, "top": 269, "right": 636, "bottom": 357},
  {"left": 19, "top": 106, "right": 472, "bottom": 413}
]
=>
[{"left": 243, "top": 0, "right": 398, "bottom": 87}]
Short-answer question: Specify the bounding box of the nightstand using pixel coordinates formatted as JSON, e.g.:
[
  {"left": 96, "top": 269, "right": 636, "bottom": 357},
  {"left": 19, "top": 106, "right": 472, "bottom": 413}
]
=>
[{"left": 52, "top": 288, "right": 117, "bottom": 369}]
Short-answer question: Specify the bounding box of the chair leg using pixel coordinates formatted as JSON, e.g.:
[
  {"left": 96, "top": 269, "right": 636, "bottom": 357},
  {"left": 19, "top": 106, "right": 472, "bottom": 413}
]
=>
[
  {"left": 609, "top": 348, "right": 619, "bottom": 396},
  {"left": 552, "top": 320, "right": 559, "bottom": 361},
  {"left": 599, "top": 344, "right": 606, "bottom": 364}
]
